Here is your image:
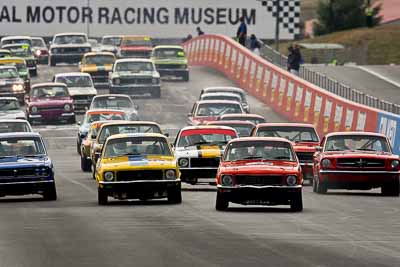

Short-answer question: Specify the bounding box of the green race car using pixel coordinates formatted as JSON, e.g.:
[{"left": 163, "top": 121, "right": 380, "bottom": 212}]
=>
[
  {"left": 151, "top": 45, "right": 189, "bottom": 81},
  {"left": 0, "top": 57, "right": 31, "bottom": 91},
  {"left": 2, "top": 44, "right": 37, "bottom": 76}
]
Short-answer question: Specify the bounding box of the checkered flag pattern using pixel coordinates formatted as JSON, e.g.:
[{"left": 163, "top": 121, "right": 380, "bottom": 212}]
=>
[{"left": 258, "top": 0, "right": 301, "bottom": 35}]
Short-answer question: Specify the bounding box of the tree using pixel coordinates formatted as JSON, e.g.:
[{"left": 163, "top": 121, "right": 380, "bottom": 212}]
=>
[{"left": 313, "top": 0, "right": 381, "bottom": 36}]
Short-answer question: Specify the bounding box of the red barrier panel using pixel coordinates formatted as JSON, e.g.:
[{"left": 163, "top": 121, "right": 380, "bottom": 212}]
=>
[{"left": 183, "top": 35, "right": 379, "bottom": 137}]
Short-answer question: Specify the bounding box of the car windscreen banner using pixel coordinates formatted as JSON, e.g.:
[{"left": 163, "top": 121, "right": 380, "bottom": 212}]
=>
[{"left": 0, "top": 0, "right": 300, "bottom": 39}]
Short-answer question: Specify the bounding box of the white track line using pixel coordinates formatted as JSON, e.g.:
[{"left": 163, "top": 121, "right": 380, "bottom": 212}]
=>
[{"left": 356, "top": 65, "right": 400, "bottom": 88}]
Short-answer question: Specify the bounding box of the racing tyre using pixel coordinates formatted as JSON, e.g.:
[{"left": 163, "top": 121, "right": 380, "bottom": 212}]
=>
[
  {"left": 182, "top": 72, "right": 189, "bottom": 82},
  {"left": 49, "top": 57, "right": 56, "bottom": 66},
  {"left": 68, "top": 116, "right": 76, "bottom": 125},
  {"left": 77, "top": 142, "right": 81, "bottom": 155},
  {"left": 290, "top": 191, "right": 303, "bottom": 212},
  {"left": 381, "top": 179, "right": 400, "bottom": 196},
  {"left": 167, "top": 187, "right": 182, "bottom": 204},
  {"left": 98, "top": 187, "right": 108, "bottom": 205},
  {"left": 316, "top": 178, "right": 328, "bottom": 194},
  {"left": 312, "top": 178, "right": 318, "bottom": 193},
  {"left": 43, "top": 183, "right": 57, "bottom": 201},
  {"left": 92, "top": 165, "right": 96, "bottom": 180},
  {"left": 80, "top": 155, "right": 92, "bottom": 172},
  {"left": 215, "top": 191, "right": 229, "bottom": 211},
  {"left": 151, "top": 88, "right": 161, "bottom": 98},
  {"left": 31, "top": 69, "right": 37, "bottom": 77}
]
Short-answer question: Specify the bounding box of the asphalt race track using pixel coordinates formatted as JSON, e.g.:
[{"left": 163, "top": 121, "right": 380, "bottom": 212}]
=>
[{"left": 0, "top": 64, "right": 399, "bottom": 267}]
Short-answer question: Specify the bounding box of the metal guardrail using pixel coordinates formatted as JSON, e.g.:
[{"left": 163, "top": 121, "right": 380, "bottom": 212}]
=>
[{"left": 261, "top": 44, "right": 400, "bottom": 115}]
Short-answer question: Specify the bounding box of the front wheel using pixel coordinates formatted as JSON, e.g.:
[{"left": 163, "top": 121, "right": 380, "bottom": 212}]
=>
[
  {"left": 49, "top": 56, "right": 56, "bottom": 66},
  {"left": 43, "top": 183, "right": 57, "bottom": 201},
  {"left": 290, "top": 191, "right": 303, "bottom": 212},
  {"left": 381, "top": 179, "right": 400, "bottom": 196},
  {"left": 80, "top": 154, "right": 91, "bottom": 172},
  {"left": 182, "top": 72, "right": 189, "bottom": 82},
  {"left": 98, "top": 187, "right": 108, "bottom": 205},
  {"left": 215, "top": 191, "right": 229, "bottom": 211},
  {"left": 316, "top": 177, "right": 328, "bottom": 194},
  {"left": 167, "top": 187, "right": 182, "bottom": 204}
]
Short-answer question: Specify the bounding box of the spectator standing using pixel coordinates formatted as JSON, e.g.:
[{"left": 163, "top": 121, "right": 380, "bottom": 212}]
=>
[
  {"left": 196, "top": 27, "right": 205, "bottom": 36},
  {"left": 249, "top": 34, "right": 261, "bottom": 55},
  {"left": 290, "top": 44, "right": 302, "bottom": 76},
  {"left": 287, "top": 45, "right": 294, "bottom": 72},
  {"left": 236, "top": 17, "right": 247, "bottom": 46}
]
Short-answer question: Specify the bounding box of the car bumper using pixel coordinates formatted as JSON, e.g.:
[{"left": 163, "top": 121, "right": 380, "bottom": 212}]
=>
[
  {"left": 180, "top": 167, "right": 218, "bottom": 180},
  {"left": 218, "top": 185, "right": 302, "bottom": 205},
  {"left": 72, "top": 97, "right": 94, "bottom": 112},
  {"left": 158, "top": 69, "right": 188, "bottom": 77},
  {"left": 99, "top": 180, "right": 181, "bottom": 198},
  {"left": 319, "top": 170, "right": 399, "bottom": 189},
  {"left": 0, "top": 92, "right": 25, "bottom": 101},
  {"left": 28, "top": 111, "right": 75, "bottom": 121},
  {"left": 110, "top": 84, "right": 160, "bottom": 95},
  {"left": 0, "top": 180, "right": 55, "bottom": 196},
  {"left": 51, "top": 53, "right": 84, "bottom": 63}
]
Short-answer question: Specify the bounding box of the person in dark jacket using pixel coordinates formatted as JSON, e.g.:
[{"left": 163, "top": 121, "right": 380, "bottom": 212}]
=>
[
  {"left": 196, "top": 27, "right": 204, "bottom": 36},
  {"left": 236, "top": 17, "right": 247, "bottom": 46},
  {"left": 290, "top": 44, "right": 302, "bottom": 75},
  {"left": 287, "top": 45, "right": 294, "bottom": 72}
]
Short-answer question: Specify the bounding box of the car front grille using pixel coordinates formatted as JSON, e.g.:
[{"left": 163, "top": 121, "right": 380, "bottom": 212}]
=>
[
  {"left": 296, "top": 152, "right": 314, "bottom": 163},
  {"left": 156, "top": 64, "right": 185, "bottom": 70},
  {"left": 116, "top": 170, "right": 164, "bottom": 181},
  {"left": 235, "top": 175, "right": 283, "bottom": 186},
  {"left": 336, "top": 158, "right": 386, "bottom": 168},
  {"left": 90, "top": 71, "right": 109, "bottom": 83},
  {"left": 190, "top": 157, "right": 220, "bottom": 168},
  {"left": 0, "top": 168, "right": 39, "bottom": 178},
  {"left": 36, "top": 106, "right": 64, "bottom": 111},
  {"left": 54, "top": 47, "right": 88, "bottom": 54},
  {"left": 120, "top": 77, "right": 153, "bottom": 85}
]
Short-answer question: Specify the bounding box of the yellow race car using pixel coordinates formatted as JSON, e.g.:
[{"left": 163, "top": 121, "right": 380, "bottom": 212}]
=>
[
  {"left": 79, "top": 52, "right": 115, "bottom": 88},
  {"left": 95, "top": 133, "right": 181, "bottom": 205}
]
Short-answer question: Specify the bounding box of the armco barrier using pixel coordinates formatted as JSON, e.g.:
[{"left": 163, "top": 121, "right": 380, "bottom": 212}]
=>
[{"left": 183, "top": 34, "right": 400, "bottom": 155}]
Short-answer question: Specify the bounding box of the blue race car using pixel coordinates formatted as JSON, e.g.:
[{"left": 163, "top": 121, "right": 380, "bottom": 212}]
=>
[{"left": 0, "top": 132, "right": 57, "bottom": 200}]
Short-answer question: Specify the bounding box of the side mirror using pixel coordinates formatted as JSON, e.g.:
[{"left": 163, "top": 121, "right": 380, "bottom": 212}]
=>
[
  {"left": 80, "top": 134, "right": 86, "bottom": 139},
  {"left": 164, "top": 133, "right": 169, "bottom": 137},
  {"left": 77, "top": 121, "right": 81, "bottom": 126},
  {"left": 134, "top": 104, "right": 139, "bottom": 110},
  {"left": 78, "top": 61, "right": 81, "bottom": 65},
  {"left": 49, "top": 41, "right": 52, "bottom": 46},
  {"left": 24, "top": 95, "right": 30, "bottom": 103},
  {"left": 315, "top": 146, "right": 322, "bottom": 152},
  {"left": 91, "top": 134, "right": 96, "bottom": 139}
]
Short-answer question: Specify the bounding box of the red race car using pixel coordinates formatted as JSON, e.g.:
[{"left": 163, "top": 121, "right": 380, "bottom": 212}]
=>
[
  {"left": 187, "top": 100, "right": 244, "bottom": 126},
  {"left": 252, "top": 123, "right": 320, "bottom": 183},
  {"left": 215, "top": 137, "right": 303, "bottom": 211},
  {"left": 313, "top": 132, "right": 400, "bottom": 196}
]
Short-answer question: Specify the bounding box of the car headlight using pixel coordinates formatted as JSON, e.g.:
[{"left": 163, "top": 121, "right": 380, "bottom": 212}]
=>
[
  {"left": 35, "top": 167, "right": 49, "bottom": 176},
  {"left": 165, "top": 170, "right": 176, "bottom": 180},
  {"left": 321, "top": 158, "right": 332, "bottom": 168},
  {"left": 31, "top": 106, "right": 38, "bottom": 113},
  {"left": 152, "top": 78, "right": 159, "bottom": 84},
  {"left": 286, "top": 175, "right": 297, "bottom": 186},
  {"left": 35, "top": 50, "right": 41, "bottom": 56},
  {"left": 64, "top": 104, "right": 71, "bottom": 111},
  {"left": 221, "top": 175, "right": 233, "bottom": 186},
  {"left": 103, "top": 171, "right": 114, "bottom": 181},
  {"left": 52, "top": 48, "right": 58, "bottom": 54},
  {"left": 391, "top": 160, "right": 400, "bottom": 169},
  {"left": 113, "top": 78, "right": 120, "bottom": 85},
  {"left": 178, "top": 158, "right": 189, "bottom": 167},
  {"left": 12, "top": 84, "right": 24, "bottom": 91}
]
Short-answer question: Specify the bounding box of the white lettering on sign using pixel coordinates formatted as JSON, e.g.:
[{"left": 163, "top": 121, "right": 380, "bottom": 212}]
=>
[
  {"left": 0, "top": 0, "right": 300, "bottom": 39},
  {"left": 314, "top": 95, "right": 322, "bottom": 113},
  {"left": 345, "top": 109, "right": 354, "bottom": 128},
  {"left": 356, "top": 112, "right": 366, "bottom": 131},
  {"left": 379, "top": 116, "right": 397, "bottom": 147}
]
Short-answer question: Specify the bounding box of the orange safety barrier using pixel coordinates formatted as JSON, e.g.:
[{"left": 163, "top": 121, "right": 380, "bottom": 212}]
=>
[{"left": 183, "top": 34, "right": 380, "bottom": 138}]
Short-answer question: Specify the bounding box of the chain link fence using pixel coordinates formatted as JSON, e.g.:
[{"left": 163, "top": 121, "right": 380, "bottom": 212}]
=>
[{"left": 260, "top": 44, "right": 400, "bottom": 115}]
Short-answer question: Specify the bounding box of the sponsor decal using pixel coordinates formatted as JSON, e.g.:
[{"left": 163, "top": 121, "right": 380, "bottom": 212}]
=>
[
  {"left": 270, "top": 73, "right": 278, "bottom": 102},
  {"left": 334, "top": 104, "right": 343, "bottom": 131},
  {"left": 356, "top": 111, "right": 366, "bottom": 131},
  {"left": 278, "top": 76, "right": 286, "bottom": 107},
  {"left": 323, "top": 99, "right": 332, "bottom": 133},
  {"left": 313, "top": 95, "right": 322, "bottom": 127},
  {"left": 345, "top": 109, "right": 354, "bottom": 131},
  {"left": 303, "top": 90, "right": 312, "bottom": 122},
  {"left": 294, "top": 85, "right": 303, "bottom": 117}
]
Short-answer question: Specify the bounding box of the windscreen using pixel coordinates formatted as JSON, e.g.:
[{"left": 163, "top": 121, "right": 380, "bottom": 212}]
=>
[
  {"left": 86, "top": 112, "right": 127, "bottom": 124},
  {"left": 196, "top": 103, "right": 242, "bottom": 116},
  {"left": 0, "top": 122, "right": 30, "bottom": 133},
  {"left": 177, "top": 129, "right": 236, "bottom": 147},
  {"left": 54, "top": 35, "right": 87, "bottom": 44},
  {"left": 0, "top": 67, "right": 18, "bottom": 78},
  {"left": 116, "top": 61, "right": 154, "bottom": 72},
  {"left": 32, "top": 39, "right": 45, "bottom": 47},
  {"left": 225, "top": 140, "right": 295, "bottom": 161},
  {"left": 98, "top": 124, "right": 162, "bottom": 144},
  {"left": 325, "top": 135, "right": 390, "bottom": 152},
  {"left": 31, "top": 86, "right": 68, "bottom": 98},
  {"left": 102, "top": 37, "right": 121, "bottom": 46},
  {"left": 85, "top": 55, "right": 115, "bottom": 65},
  {"left": 121, "top": 38, "right": 152, "bottom": 47},
  {"left": 0, "top": 137, "right": 45, "bottom": 157},
  {"left": 56, "top": 76, "right": 93, "bottom": 88},
  {"left": 92, "top": 97, "right": 132, "bottom": 109},
  {"left": 256, "top": 126, "right": 319, "bottom": 142},
  {"left": 104, "top": 136, "right": 171, "bottom": 158},
  {"left": 153, "top": 48, "right": 185, "bottom": 58},
  {"left": 0, "top": 99, "right": 19, "bottom": 110}
]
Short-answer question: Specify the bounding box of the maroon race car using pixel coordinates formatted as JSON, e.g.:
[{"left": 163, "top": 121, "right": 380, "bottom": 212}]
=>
[
  {"left": 26, "top": 83, "right": 76, "bottom": 124},
  {"left": 313, "top": 132, "right": 400, "bottom": 196}
]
